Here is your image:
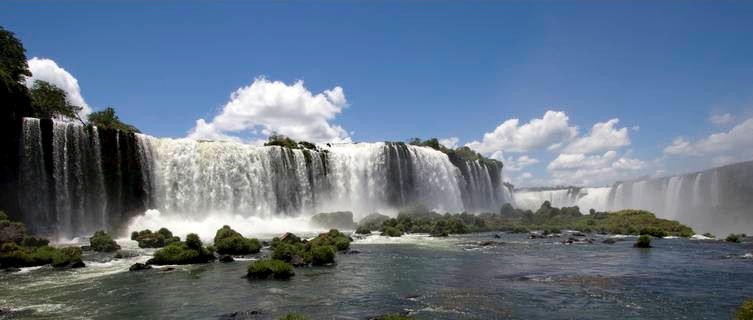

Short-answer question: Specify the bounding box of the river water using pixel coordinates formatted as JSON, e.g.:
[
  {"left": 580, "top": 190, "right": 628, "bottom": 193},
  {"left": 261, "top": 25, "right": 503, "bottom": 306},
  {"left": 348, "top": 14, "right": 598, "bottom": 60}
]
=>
[{"left": 1, "top": 232, "right": 752, "bottom": 319}]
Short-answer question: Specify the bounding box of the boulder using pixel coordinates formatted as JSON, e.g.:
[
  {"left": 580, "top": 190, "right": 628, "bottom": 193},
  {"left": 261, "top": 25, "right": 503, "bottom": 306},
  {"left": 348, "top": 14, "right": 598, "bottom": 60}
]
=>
[
  {"left": 602, "top": 238, "right": 616, "bottom": 244},
  {"left": 219, "top": 255, "right": 235, "bottom": 263},
  {"left": 493, "top": 234, "right": 502, "bottom": 239},
  {"left": 129, "top": 263, "right": 152, "bottom": 271}
]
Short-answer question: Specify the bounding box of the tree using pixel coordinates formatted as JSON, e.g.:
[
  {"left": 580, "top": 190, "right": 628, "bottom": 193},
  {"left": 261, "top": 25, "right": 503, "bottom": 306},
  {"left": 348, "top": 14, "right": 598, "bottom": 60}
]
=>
[
  {"left": 0, "top": 26, "right": 32, "bottom": 121},
  {"left": 87, "top": 107, "right": 140, "bottom": 133},
  {"left": 29, "top": 80, "right": 83, "bottom": 122}
]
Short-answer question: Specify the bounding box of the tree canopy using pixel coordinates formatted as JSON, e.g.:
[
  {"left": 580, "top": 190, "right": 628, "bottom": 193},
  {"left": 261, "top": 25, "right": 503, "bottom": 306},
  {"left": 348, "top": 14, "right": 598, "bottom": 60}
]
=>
[
  {"left": 29, "top": 80, "right": 83, "bottom": 121},
  {"left": 0, "top": 26, "right": 32, "bottom": 122},
  {"left": 87, "top": 107, "right": 140, "bottom": 133}
]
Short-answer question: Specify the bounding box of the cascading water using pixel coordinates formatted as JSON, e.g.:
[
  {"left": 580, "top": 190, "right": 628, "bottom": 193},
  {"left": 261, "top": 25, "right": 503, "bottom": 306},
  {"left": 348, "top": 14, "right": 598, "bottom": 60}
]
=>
[
  {"left": 512, "top": 187, "right": 610, "bottom": 212},
  {"left": 12, "top": 118, "right": 511, "bottom": 239}
]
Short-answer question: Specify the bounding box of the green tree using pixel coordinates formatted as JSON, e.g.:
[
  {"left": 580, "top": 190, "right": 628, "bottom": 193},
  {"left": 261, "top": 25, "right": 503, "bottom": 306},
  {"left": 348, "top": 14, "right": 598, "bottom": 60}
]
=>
[
  {"left": 0, "top": 26, "right": 32, "bottom": 121},
  {"left": 29, "top": 80, "right": 83, "bottom": 122},
  {"left": 87, "top": 107, "right": 140, "bottom": 133}
]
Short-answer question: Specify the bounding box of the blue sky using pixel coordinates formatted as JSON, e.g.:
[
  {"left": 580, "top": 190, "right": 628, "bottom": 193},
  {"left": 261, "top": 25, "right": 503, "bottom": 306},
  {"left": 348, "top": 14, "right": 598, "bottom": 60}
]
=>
[{"left": 3, "top": 1, "right": 753, "bottom": 187}]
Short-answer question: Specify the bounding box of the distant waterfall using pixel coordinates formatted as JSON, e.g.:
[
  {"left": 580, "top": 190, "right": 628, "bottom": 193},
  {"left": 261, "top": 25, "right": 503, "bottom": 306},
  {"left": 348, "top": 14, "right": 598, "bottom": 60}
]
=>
[
  {"left": 512, "top": 187, "right": 611, "bottom": 212},
  {"left": 13, "top": 118, "right": 511, "bottom": 238},
  {"left": 607, "top": 161, "right": 753, "bottom": 235}
]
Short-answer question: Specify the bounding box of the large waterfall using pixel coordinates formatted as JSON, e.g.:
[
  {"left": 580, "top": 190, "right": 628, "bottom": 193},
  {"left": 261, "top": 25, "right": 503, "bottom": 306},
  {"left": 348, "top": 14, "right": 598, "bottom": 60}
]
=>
[
  {"left": 10, "top": 118, "right": 513, "bottom": 239},
  {"left": 512, "top": 161, "right": 753, "bottom": 235}
]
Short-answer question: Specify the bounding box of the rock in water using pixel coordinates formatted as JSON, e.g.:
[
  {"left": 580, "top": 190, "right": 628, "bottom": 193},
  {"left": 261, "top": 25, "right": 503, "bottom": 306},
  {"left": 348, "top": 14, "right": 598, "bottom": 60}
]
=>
[
  {"left": 602, "top": 238, "right": 616, "bottom": 244},
  {"left": 129, "top": 263, "right": 152, "bottom": 271},
  {"left": 219, "top": 255, "right": 235, "bottom": 263}
]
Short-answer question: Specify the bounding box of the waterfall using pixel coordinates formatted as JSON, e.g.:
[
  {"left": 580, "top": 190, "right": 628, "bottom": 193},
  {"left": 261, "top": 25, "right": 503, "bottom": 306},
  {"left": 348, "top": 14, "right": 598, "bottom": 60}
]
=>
[
  {"left": 512, "top": 187, "right": 610, "bottom": 212},
  {"left": 16, "top": 118, "right": 151, "bottom": 239},
  {"left": 147, "top": 140, "right": 469, "bottom": 219}
]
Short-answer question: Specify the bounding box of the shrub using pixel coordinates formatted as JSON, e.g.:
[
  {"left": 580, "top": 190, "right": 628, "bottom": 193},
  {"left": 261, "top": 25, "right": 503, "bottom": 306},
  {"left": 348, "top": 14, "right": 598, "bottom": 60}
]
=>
[
  {"left": 308, "top": 229, "right": 351, "bottom": 251},
  {"left": 634, "top": 235, "right": 651, "bottom": 248},
  {"left": 131, "top": 228, "right": 180, "bottom": 248},
  {"left": 381, "top": 226, "right": 403, "bottom": 237},
  {"left": 702, "top": 232, "right": 715, "bottom": 239},
  {"left": 89, "top": 230, "right": 121, "bottom": 252},
  {"left": 355, "top": 226, "right": 371, "bottom": 234},
  {"left": 247, "top": 259, "right": 294, "bottom": 279},
  {"left": 737, "top": 299, "right": 753, "bottom": 320},
  {"left": 272, "top": 242, "right": 307, "bottom": 263},
  {"left": 310, "top": 245, "right": 336, "bottom": 265},
  {"left": 51, "top": 247, "right": 83, "bottom": 268},
  {"left": 22, "top": 235, "right": 49, "bottom": 248},
  {"left": 727, "top": 234, "right": 743, "bottom": 243},
  {"left": 214, "top": 225, "right": 261, "bottom": 255},
  {"left": 150, "top": 236, "right": 216, "bottom": 265}
]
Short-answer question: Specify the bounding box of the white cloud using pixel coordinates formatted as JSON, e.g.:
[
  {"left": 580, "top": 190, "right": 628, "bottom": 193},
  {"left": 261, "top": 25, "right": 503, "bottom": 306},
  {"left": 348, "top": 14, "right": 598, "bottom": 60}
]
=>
[
  {"left": 188, "top": 77, "right": 351, "bottom": 143},
  {"left": 709, "top": 113, "right": 733, "bottom": 125},
  {"left": 439, "top": 137, "right": 459, "bottom": 149},
  {"left": 492, "top": 151, "right": 539, "bottom": 171},
  {"left": 24, "top": 57, "right": 91, "bottom": 117},
  {"left": 663, "top": 117, "right": 753, "bottom": 163},
  {"left": 632, "top": 126, "right": 640, "bottom": 132},
  {"left": 547, "top": 150, "right": 645, "bottom": 186},
  {"left": 466, "top": 110, "right": 578, "bottom": 154},
  {"left": 663, "top": 138, "right": 692, "bottom": 155},
  {"left": 563, "top": 118, "right": 630, "bottom": 154}
]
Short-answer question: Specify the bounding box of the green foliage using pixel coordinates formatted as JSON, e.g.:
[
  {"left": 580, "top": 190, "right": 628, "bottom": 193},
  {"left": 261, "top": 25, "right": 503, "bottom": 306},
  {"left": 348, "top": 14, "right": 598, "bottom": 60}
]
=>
[
  {"left": 0, "top": 26, "right": 32, "bottom": 121},
  {"left": 272, "top": 242, "right": 307, "bottom": 263},
  {"left": 355, "top": 226, "right": 371, "bottom": 234},
  {"left": 310, "top": 211, "right": 357, "bottom": 230},
  {"left": 150, "top": 234, "right": 215, "bottom": 265},
  {"left": 407, "top": 138, "right": 502, "bottom": 167},
  {"left": 22, "top": 235, "right": 49, "bottom": 248},
  {"left": 0, "top": 243, "right": 82, "bottom": 269},
  {"left": 29, "top": 80, "right": 83, "bottom": 120},
  {"left": 213, "top": 225, "right": 261, "bottom": 255},
  {"left": 131, "top": 228, "right": 180, "bottom": 248},
  {"left": 310, "top": 245, "right": 336, "bottom": 265},
  {"left": 265, "top": 132, "right": 299, "bottom": 148},
  {"left": 247, "top": 259, "right": 294, "bottom": 279},
  {"left": 0, "top": 211, "right": 8, "bottom": 221},
  {"left": 381, "top": 226, "right": 403, "bottom": 237},
  {"left": 634, "top": 235, "right": 652, "bottom": 248},
  {"left": 726, "top": 234, "right": 744, "bottom": 243},
  {"left": 87, "top": 107, "right": 140, "bottom": 133},
  {"left": 702, "top": 232, "right": 715, "bottom": 239},
  {"left": 737, "top": 299, "right": 753, "bottom": 320},
  {"left": 89, "top": 230, "right": 121, "bottom": 252},
  {"left": 357, "top": 212, "right": 390, "bottom": 231}
]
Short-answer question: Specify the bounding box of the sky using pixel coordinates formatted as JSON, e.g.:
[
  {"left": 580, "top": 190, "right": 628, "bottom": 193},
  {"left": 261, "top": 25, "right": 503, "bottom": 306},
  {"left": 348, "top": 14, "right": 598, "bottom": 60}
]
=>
[{"left": 2, "top": 1, "right": 753, "bottom": 187}]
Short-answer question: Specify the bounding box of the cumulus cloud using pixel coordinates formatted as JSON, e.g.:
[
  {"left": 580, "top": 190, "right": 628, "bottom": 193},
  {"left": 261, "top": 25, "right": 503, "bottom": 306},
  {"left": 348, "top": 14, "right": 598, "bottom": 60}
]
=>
[
  {"left": 663, "top": 117, "right": 753, "bottom": 163},
  {"left": 188, "top": 77, "right": 351, "bottom": 143},
  {"left": 709, "top": 113, "right": 733, "bottom": 125},
  {"left": 439, "top": 137, "right": 459, "bottom": 149},
  {"left": 466, "top": 111, "right": 578, "bottom": 154},
  {"left": 24, "top": 57, "right": 91, "bottom": 117},
  {"left": 563, "top": 118, "right": 630, "bottom": 154},
  {"left": 547, "top": 150, "right": 645, "bottom": 186},
  {"left": 491, "top": 151, "right": 539, "bottom": 171}
]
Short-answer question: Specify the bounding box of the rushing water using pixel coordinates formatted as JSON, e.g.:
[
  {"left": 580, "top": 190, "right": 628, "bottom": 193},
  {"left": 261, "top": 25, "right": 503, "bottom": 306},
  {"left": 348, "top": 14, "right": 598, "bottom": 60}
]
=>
[
  {"left": 12, "top": 119, "right": 514, "bottom": 240},
  {"left": 1, "top": 233, "right": 752, "bottom": 319},
  {"left": 513, "top": 187, "right": 611, "bottom": 212}
]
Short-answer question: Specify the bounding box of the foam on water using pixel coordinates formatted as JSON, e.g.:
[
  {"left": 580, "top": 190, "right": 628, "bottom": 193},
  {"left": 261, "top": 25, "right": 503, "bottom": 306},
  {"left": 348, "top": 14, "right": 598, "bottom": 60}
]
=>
[{"left": 127, "top": 209, "right": 316, "bottom": 240}]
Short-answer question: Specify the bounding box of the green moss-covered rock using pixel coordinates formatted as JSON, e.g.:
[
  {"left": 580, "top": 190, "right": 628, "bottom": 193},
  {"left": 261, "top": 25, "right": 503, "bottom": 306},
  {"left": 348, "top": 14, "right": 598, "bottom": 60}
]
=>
[
  {"left": 310, "top": 245, "right": 336, "bottom": 266},
  {"left": 355, "top": 226, "right": 372, "bottom": 235},
  {"left": 0, "top": 243, "right": 83, "bottom": 269},
  {"left": 308, "top": 229, "right": 351, "bottom": 251},
  {"left": 149, "top": 233, "right": 216, "bottom": 265},
  {"left": 737, "top": 299, "right": 753, "bottom": 320},
  {"left": 131, "top": 228, "right": 180, "bottom": 248},
  {"left": 247, "top": 259, "right": 294, "bottom": 279},
  {"left": 634, "top": 235, "right": 651, "bottom": 248},
  {"left": 89, "top": 230, "right": 121, "bottom": 252},
  {"left": 213, "top": 225, "right": 261, "bottom": 255},
  {"left": 726, "top": 233, "right": 746, "bottom": 243},
  {"left": 381, "top": 226, "right": 403, "bottom": 237}
]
